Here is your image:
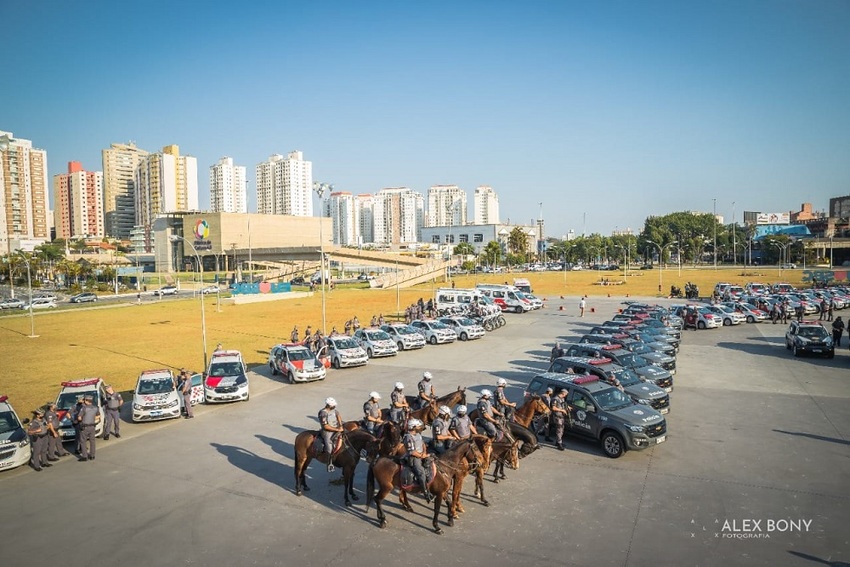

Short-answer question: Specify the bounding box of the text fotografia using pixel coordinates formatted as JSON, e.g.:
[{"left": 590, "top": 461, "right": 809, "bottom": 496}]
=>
[{"left": 719, "top": 518, "right": 813, "bottom": 539}]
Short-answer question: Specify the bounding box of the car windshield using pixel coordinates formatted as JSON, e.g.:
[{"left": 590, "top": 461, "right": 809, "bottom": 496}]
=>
[
  {"left": 798, "top": 327, "right": 828, "bottom": 339},
  {"left": 610, "top": 368, "right": 641, "bottom": 387},
  {"left": 366, "top": 330, "right": 390, "bottom": 341},
  {"left": 616, "top": 353, "right": 642, "bottom": 367},
  {"left": 629, "top": 343, "right": 652, "bottom": 355},
  {"left": 456, "top": 318, "right": 476, "bottom": 326},
  {"left": 208, "top": 362, "right": 243, "bottom": 376},
  {"left": 333, "top": 338, "right": 360, "bottom": 349},
  {"left": 431, "top": 322, "right": 449, "bottom": 329},
  {"left": 395, "top": 326, "right": 416, "bottom": 335},
  {"left": 137, "top": 378, "right": 174, "bottom": 395},
  {"left": 593, "top": 387, "right": 633, "bottom": 411},
  {"left": 56, "top": 392, "right": 95, "bottom": 410},
  {"left": 287, "top": 349, "right": 313, "bottom": 361},
  {"left": 0, "top": 410, "right": 21, "bottom": 434}
]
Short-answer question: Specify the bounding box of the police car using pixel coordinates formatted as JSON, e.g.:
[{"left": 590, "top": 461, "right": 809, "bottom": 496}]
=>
[
  {"left": 380, "top": 323, "right": 426, "bottom": 351},
  {"left": 563, "top": 343, "right": 674, "bottom": 391},
  {"left": 437, "top": 316, "right": 486, "bottom": 341},
  {"left": 54, "top": 378, "right": 108, "bottom": 440},
  {"left": 132, "top": 369, "right": 182, "bottom": 422},
  {"left": 268, "top": 343, "right": 328, "bottom": 383},
  {"left": 411, "top": 319, "right": 458, "bottom": 345},
  {"left": 325, "top": 335, "right": 369, "bottom": 369},
  {"left": 354, "top": 328, "right": 399, "bottom": 358},
  {"left": 204, "top": 350, "right": 250, "bottom": 403},
  {"left": 785, "top": 320, "right": 835, "bottom": 358},
  {"left": 525, "top": 373, "right": 667, "bottom": 458},
  {"left": 0, "top": 396, "right": 30, "bottom": 472}
]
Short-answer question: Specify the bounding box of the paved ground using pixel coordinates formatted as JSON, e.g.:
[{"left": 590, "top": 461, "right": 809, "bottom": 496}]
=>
[{"left": 2, "top": 296, "right": 848, "bottom": 567}]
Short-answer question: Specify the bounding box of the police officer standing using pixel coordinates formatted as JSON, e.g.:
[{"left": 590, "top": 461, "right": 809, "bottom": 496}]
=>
[
  {"left": 475, "top": 390, "right": 503, "bottom": 438},
  {"left": 550, "top": 389, "right": 569, "bottom": 451},
  {"left": 449, "top": 405, "right": 477, "bottom": 441},
  {"left": 180, "top": 370, "right": 194, "bottom": 419},
  {"left": 76, "top": 395, "right": 101, "bottom": 461},
  {"left": 71, "top": 397, "right": 84, "bottom": 455},
  {"left": 416, "top": 371, "right": 435, "bottom": 410},
  {"left": 27, "top": 409, "right": 50, "bottom": 471},
  {"left": 431, "top": 406, "right": 453, "bottom": 454},
  {"left": 290, "top": 325, "right": 299, "bottom": 343},
  {"left": 362, "top": 391, "right": 383, "bottom": 435},
  {"left": 102, "top": 385, "right": 123, "bottom": 440},
  {"left": 493, "top": 378, "right": 516, "bottom": 423},
  {"left": 403, "top": 418, "right": 432, "bottom": 502},
  {"left": 389, "top": 382, "right": 409, "bottom": 425},
  {"left": 318, "top": 397, "right": 343, "bottom": 472},
  {"left": 44, "top": 401, "right": 68, "bottom": 459},
  {"left": 538, "top": 387, "right": 554, "bottom": 441}
]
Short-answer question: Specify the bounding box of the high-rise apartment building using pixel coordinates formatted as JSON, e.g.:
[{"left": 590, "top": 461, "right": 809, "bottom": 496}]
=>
[
  {"left": 210, "top": 157, "right": 247, "bottom": 213},
  {"left": 474, "top": 185, "right": 500, "bottom": 225},
  {"left": 324, "top": 191, "right": 360, "bottom": 246},
  {"left": 54, "top": 161, "right": 104, "bottom": 239},
  {"left": 427, "top": 185, "right": 467, "bottom": 227},
  {"left": 0, "top": 130, "right": 49, "bottom": 253},
  {"left": 102, "top": 142, "right": 148, "bottom": 239},
  {"left": 255, "top": 151, "right": 312, "bottom": 216},
  {"left": 357, "top": 194, "right": 374, "bottom": 245},
  {"left": 135, "top": 144, "right": 198, "bottom": 251},
  {"left": 373, "top": 187, "right": 424, "bottom": 245}
]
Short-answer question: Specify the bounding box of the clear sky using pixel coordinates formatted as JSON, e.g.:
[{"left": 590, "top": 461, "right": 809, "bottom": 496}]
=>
[{"left": 2, "top": 0, "right": 848, "bottom": 238}]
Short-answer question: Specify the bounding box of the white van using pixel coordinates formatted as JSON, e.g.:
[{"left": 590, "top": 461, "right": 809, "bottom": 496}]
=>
[
  {"left": 435, "top": 288, "right": 484, "bottom": 313},
  {"left": 476, "top": 284, "right": 531, "bottom": 313},
  {"left": 513, "top": 278, "right": 533, "bottom": 294},
  {"left": 132, "top": 369, "right": 182, "bottom": 422}
]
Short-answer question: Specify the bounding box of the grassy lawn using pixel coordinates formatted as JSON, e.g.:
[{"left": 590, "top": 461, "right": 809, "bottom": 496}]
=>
[{"left": 0, "top": 266, "right": 806, "bottom": 414}]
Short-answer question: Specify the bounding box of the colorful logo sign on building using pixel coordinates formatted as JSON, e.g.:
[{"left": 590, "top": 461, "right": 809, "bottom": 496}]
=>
[{"left": 194, "top": 219, "right": 210, "bottom": 239}]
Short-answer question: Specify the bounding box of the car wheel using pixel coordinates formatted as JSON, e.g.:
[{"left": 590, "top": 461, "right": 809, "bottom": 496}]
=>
[
  {"left": 747, "top": 315, "right": 755, "bottom": 323},
  {"left": 333, "top": 357, "right": 341, "bottom": 369},
  {"left": 515, "top": 306, "right": 523, "bottom": 314},
  {"left": 601, "top": 431, "right": 625, "bottom": 458},
  {"left": 287, "top": 371, "right": 295, "bottom": 384},
  {"left": 498, "top": 316, "right": 506, "bottom": 327},
  {"left": 367, "top": 348, "right": 373, "bottom": 358},
  {"left": 270, "top": 363, "right": 277, "bottom": 376},
  {"left": 460, "top": 332, "right": 468, "bottom": 341},
  {"left": 723, "top": 318, "right": 731, "bottom": 326},
  {"left": 397, "top": 341, "right": 404, "bottom": 351},
  {"left": 793, "top": 344, "right": 799, "bottom": 357},
  {"left": 828, "top": 350, "right": 835, "bottom": 359},
  {"left": 785, "top": 340, "right": 791, "bottom": 350},
  {"left": 429, "top": 335, "right": 438, "bottom": 345},
  {"left": 697, "top": 321, "right": 706, "bottom": 330}
]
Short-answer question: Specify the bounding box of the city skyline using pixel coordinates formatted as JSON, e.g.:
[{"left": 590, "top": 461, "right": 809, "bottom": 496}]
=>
[{"left": 2, "top": 1, "right": 848, "bottom": 238}]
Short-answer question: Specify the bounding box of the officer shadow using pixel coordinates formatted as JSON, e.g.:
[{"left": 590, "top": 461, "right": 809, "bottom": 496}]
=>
[{"left": 210, "top": 442, "right": 289, "bottom": 491}]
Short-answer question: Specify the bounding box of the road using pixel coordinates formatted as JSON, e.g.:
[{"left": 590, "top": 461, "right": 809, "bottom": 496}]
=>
[{"left": 1, "top": 297, "right": 848, "bottom": 567}]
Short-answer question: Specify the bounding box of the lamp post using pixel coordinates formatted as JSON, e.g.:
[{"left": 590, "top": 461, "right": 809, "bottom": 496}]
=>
[
  {"left": 646, "top": 240, "right": 677, "bottom": 296},
  {"left": 613, "top": 244, "right": 626, "bottom": 280},
  {"left": 16, "top": 252, "right": 38, "bottom": 338},
  {"left": 732, "top": 201, "right": 737, "bottom": 267},
  {"left": 713, "top": 198, "right": 717, "bottom": 269},
  {"left": 170, "top": 236, "right": 207, "bottom": 370},
  {"left": 770, "top": 241, "right": 789, "bottom": 278},
  {"left": 313, "top": 181, "right": 332, "bottom": 334}
]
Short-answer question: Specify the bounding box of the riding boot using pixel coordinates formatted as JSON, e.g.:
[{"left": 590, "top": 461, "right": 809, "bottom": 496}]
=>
[{"left": 420, "top": 479, "right": 433, "bottom": 503}]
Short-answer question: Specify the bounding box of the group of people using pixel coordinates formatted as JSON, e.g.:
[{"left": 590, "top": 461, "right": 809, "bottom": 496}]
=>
[
  {"left": 404, "top": 298, "right": 435, "bottom": 323},
  {"left": 287, "top": 326, "right": 329, "bottom": 354}
]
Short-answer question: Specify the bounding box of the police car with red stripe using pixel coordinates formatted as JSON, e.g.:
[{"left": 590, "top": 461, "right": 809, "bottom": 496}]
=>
[
  {"left": 268, "top": 343, "right": 328, "bottom": 383},
  {"left": 54, "top": 378, "right": 107, "bottom": 440},
  {"left": 204, "top": 350, "right": 249, "bottom": 403},
  {"left": 0, "top": 395, "right": 30, "bottom": 472}
]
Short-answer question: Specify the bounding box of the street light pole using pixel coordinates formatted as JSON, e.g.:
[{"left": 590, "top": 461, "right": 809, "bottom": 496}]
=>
[
  {"left": 732, "top": 201, "right": 737, "bottom": 267},
  {"left": 170, "top": 236, "right": 207, "bottom": 370},
  {"left": 646, "top": 240, "right": 677, "bottom": 296},
  {"left": 713, "top": 198, "right": 717, "bottom": 269},
  {"left": 17, "top": 252, "right": 38, "bottom": 338},
  {"left": 313, "top": 182, "right": 332, "bottom": 334}
]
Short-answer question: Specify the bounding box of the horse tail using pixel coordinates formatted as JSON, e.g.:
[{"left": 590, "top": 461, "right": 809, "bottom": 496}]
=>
[{"left": 366, "top": 464, "right": 374, "bottom": 510}]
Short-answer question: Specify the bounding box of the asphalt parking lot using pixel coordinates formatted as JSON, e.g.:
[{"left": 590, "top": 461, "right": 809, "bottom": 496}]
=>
[{"left": 2, "top": 297, "right": 848, "bottom": 567}]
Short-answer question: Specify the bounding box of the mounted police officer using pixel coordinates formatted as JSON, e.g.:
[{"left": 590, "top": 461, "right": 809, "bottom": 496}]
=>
[
  {"left": 318, "top": 397, "right": 343, "bottom": 472},
  {"left": 416, "top": 371, "right": 435, "bottom": 410},
  {"left": 475, "top": 390, "right": 503, "bottom": 439},
  {"left": 27, "top": 408, "right": 49, "bottom": 471},
  {"left": 44, "top": 401, "right": 68, "bottom": 459},
  {"left": 76, "top": 395, "right": 101, "bottom": 461},
  {"left": 550, "top": 388, "right": 569, "bottom": 451},
  {"left": 403, "top": 418, "right": 432, "bottom": 503},
  {"left": 362, "top": 391, "right": 383, "bottom": 435},
  {"left": 102, "top": 385, "right": 123, "bottom": 439},
  {"left": 449, "top": 405, "right": 476, "bottom": 441},
  {"left": 493, "top": 378, "right": 516, "bottom": 423},
  {"left": 389, "top": 382, "right": 409, "bottom": 425},
  {"left": 431, "top": 406, "right": 453, "bottom": 454}
]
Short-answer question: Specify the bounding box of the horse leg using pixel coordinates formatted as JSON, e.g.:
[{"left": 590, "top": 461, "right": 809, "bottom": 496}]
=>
[
  {"left": 433, "top": 490, "right": 445, "bottom": 534},
  {"left": 498, "top": 458, "right": 507, "bottom": 479},
  {"left": 301, "top": 456, "right": 312, "bottom": 492},
  {"left": 475, "top": 468, "right": 490, "bottom": 506},
  {"left": 348, "top": 467, "right": 360, "bottom": 502},
  {"left": 375, "top": 486, "right": 392, "bottom": 529},
  {"left": 399, "top": 489, "right": 413, "bottom": 512}
]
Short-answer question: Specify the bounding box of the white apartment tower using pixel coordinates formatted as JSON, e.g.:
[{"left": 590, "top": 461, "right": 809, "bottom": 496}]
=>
[
  {"left": 210, "top": 157, "right": 247, "bottom": 213},
  {"left": 357, "top": 194, "right": 375, "bottom": 245},
  {"left": 255, "top": 151, "right": 312, "bottom": 216},
  {"left": 373, "top": 187, "right": 424, "bottom": 245},
  {"left": 54, "top": 161, "right": 104, "bottom": 239},
  {"left": 135, "top": 144, "right": 199, "bottom": 251},
  {"left": 102, "top": 142, "right": 149, "bottom": 239},
  {"left": 324, "top": 191, "right": 359, "bottom": 246},
  {"left": 428, "top": 184, "right": 467, "bottom": 227},
  {"left": 0, "top": 130, "right": 49, "bottom": 253},
  {"left": 474, "top": 185, "right": 500, "bottom": 225}
]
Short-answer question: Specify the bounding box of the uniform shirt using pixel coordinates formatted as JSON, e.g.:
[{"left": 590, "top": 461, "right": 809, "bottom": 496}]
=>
[
  {"left": 550, "top": 396, "right": 567, "bottom": 419},
  {"left": 44, "top": 410, "right": 59, "bottom": 430},
  {"left": 71, "top": 403, "right": 84, "bottom": 424},
  {"left": 363, "top": 400, "right": 381, "bottom": 421},
  {"left": 494, "top": 387, "right": 509, "bottom": 408},
  {"left": 79, "top": 405, "right": 100, "bottom": 426},
  {"left": 106, "top": 392, "right": 123, "bottom": 410},
  {"left": 432, "top": 417, "right": 450, "bottom": 440},
  {"left": 403, "top": 432, "right": 425, "bottom": 456},
  {"left": 391, "top": 390, "right": 405, "bottom": 408},
  {"left": 477, "top": 398, "right": 494, "bottom": 418},
  {"left": 28, "top": 417, "right": 46, "bottom": 436},
  {"left": 417, "top": 379, "right": 432, "bottom": 396},
  {"left": 449, "top": 415, "right": 473, "bottom": 438},
  {"left": 319, "top": 408, "right": 340, "bottom": 429},
  {"left": 541, "top": 394, "right": 552, "bottom": 408}
]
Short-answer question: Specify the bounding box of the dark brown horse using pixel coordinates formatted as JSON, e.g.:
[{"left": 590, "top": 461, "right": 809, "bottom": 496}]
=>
[
  {"left": 366, "top": 439, "right": 483, "bottom": 534},
  {"left": 470, "top": 395, "right": 547, "bottom": 458},
  {"left": 293, "top": 428, "right": 377, "bottom": 506},
  {"left": 376, "top": 420, "right": 405, "bottom": 457}
]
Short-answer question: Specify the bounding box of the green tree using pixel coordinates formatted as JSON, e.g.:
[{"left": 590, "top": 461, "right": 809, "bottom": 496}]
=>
[
  {"left": 481, "top": 241, "right": 502, "bottom": 266},
  {"left": 453, "top": 242, "right": 475, "bottom": 256},
  {"left": 508, "top": 227, "right": 529, "bottom": 261}
]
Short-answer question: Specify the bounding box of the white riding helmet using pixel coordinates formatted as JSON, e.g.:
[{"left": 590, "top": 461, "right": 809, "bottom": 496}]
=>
[
  {"left": 394, "top": 382, "right": 404, "bottom": 390},
  {"left": 422, "top": 371, "right": 432, "bottom": 380},
  {"left": 480, "top": 389, "right": 492, "bottom": 398},
  {"left": 456, "top": 405, "right": 467, "bottom": 414},
  {"left": 407, "top": 418, "right": 423, "bottom": 430},
  {"left": 439, "top": 405, "right": 452, "bottom": 416},
  {"left": 496, "top": 378, "right": 507, "bottom": 387},
  {"left": 369, "top": 391, "right": 381, "bottom": 400},
  {"left": 325, "top": 397, "right": 337, "bottom": 408}
]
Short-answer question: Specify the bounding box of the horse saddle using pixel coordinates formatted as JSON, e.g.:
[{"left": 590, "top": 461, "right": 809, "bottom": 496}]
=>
[
  {"left": 399, "top": 460, "right": 437, "bottom": 491},
  {"left": 312, "top": 434, "right": 343, "bottom": 458}
]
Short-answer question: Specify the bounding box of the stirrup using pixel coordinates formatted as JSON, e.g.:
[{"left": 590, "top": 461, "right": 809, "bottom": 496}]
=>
[{"left": 327, "top": 463, "right": 335, "bottom": 473}]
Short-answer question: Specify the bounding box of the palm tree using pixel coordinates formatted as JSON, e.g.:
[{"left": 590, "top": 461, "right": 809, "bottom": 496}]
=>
[
  {"left": 481, "top": 241, "right": 502, "bottom": 267},
  {"left": 508, "top": 227, "right": 529, "bottom": 262}
]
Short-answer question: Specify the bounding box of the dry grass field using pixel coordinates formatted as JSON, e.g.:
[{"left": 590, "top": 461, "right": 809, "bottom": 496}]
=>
[{"left": 0, "top": 266, "right": 805, "bottom": 414}]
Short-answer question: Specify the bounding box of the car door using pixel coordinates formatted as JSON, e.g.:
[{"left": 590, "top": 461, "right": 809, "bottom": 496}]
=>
[{"left": 567, "top": 389, "right": 600, "bottom": 439}]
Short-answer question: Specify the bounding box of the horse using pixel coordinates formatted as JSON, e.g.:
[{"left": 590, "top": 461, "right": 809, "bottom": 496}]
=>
[
  {"left": 376, "top": 420, "right": 405, "bottom": 457},
  {"left": 452, "top": 434, "right": 493, "bottom": 516},
  {"left": 402, "top": 387, "right": 468, "bottom": 422},
  {"left": 480, "top": 437, "right": 520, "bottom": 485},
  {"left": 469, "top": 395, "right": 547, "bottom": 458},
  {"left": 366, "top": 439, "right": 483, "bottom": 534},
  {"left": 293, "top": 428, "right": 377, "bottom": 507}
]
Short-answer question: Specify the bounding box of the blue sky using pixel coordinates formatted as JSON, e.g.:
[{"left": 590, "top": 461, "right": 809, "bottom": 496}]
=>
[{"left": 2, "top": 0, "right": 848, "bottom": 238}]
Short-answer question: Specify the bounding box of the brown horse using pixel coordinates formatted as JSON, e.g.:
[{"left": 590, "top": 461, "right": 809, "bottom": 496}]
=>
[
  {"left": 376, "top": 420, "right": 405, "bottom": 457},
  {"left": 366, "top": 439, "right": 483, "bottom": 534},
  {"left": 513, "top": 395, "right": 550, "bottom": 429},
  {"left": 293, "top": 428, "right": 377, "bottom": 507},
  {"left": 451, "top": 434, "right": 492, "bottom": 516},
  {"left": 400, "top": 387, "right": 468, "bottom": 425},
  {"left": 470, "top": 395, "right": 548, "bottom": 458},
  {"left": 478, "top": 437, "right": 520, "bottom": 486}
]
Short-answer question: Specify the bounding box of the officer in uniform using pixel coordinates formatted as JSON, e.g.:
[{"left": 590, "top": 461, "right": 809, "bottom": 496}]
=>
[
  {"left": 71, "top": 397, "right": 84, "bottom": 455},
  {"left": 318, "top": 397, "right": 343, "bottom": 472},
  {"left": 403, "top": 418, "right": 432, "bottom": 503},
  {"left": 27, "top": 409, "right": 50, "bottom": 471},
  {"left": 449, "top": 405, "right": 477, "bottom": 441},
  {"left": 550, "top": 388, "right": 570, "bottom": 451},
  {"left": 493, "top": 378, "right": 516, "bottom": 423},
  {"left": 362, "top": 391, "right": 383, "bottom": 435},
  {"left": 76, "top": 395, "right": 101, "bottom": 461},
  {"left": 538, "top": 387, "right": 554, "bottom": 440},
  {"left": 44, "top": 401, "right": 68, "bottom": 459},
  {"left": 431, "top": 406, "right": 453, "bottom": 454},
  {"left": 290, "top": 325, "right": 299, "bottom": 343},
  {"left": 180, "top": 370, "right": 195, "bottom": 418},
  {"left": 416, "top": 371, "right": 435, "bottom": 410},
  {"left": 102, "top": 385, "right": 123, "bottom": 439},
  {"left": 475, "top": 390, "right": 503, "bottom": 439},
  {"left": 389, "top": 382, "right": 409, "bottom": 425}
]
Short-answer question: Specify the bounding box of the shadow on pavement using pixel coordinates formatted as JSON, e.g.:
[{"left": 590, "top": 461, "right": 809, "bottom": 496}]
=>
[
  {"left": 787, "top": 550, "right": 850, "bottom": 566},
  {"left": 211, "top": 442, "right": 289, "bottom": 491},
  {"left": 773, "top": 429, "right": 850, "bottom": 447}
]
